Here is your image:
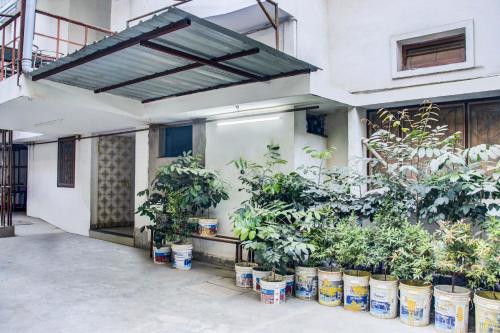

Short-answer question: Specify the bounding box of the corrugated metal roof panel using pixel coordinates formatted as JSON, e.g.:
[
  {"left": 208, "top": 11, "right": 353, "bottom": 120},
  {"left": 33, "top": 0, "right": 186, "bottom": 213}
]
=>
[{"left": 30, "top": 7, "right": 318, "bottom": 103}]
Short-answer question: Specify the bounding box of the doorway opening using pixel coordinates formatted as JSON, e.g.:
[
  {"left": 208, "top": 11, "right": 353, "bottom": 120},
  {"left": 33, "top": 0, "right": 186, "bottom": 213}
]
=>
[{"left": 90, "top": 134, "right": 136, "bottom": 246}]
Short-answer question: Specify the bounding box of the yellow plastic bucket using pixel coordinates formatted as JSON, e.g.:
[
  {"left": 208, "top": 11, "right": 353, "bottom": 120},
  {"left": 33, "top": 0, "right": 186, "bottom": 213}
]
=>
[
  {"left": 343, "top": 270, "right": 370, "bottom": 311},
  {"left": 399, "top": 280, "right": 432, "bottom": 327},
  {"left": 369, "top": 275, "right": 398, "bottom": 319},
  {"left": 474, "top": 291, "right": 500, "bottom": 333},
  {"left": 434, "top": 285, "right": 471, "bottom": 333},
  {"left": 318, "top": 267, "right": 343, "bottom": 307}
]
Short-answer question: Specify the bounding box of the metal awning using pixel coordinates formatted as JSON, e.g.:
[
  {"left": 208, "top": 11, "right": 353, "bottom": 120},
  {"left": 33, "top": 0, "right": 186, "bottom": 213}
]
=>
[{"left": 30, "top": 7, "right": 318, "bottom": 104}]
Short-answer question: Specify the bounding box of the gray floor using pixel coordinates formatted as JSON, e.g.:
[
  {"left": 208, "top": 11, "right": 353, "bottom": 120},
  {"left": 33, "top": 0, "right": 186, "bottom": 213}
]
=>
[{"left": 0, "top": 215, "right": 436, "bottom": 333}]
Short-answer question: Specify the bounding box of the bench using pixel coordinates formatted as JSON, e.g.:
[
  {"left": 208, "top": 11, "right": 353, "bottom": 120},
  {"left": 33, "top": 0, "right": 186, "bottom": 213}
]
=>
[{"left": 150, "top": 232, "right": 247, "bottom": 263}]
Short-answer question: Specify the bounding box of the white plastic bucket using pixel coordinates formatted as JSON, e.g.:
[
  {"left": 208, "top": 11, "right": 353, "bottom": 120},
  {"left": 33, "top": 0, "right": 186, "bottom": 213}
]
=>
[
  {"left": 473, "top": 291, "right": 500, "bottom": 333},
  {"left": 153, "top": 246, "right": 171, "bottom": 264},
  {"left": 171, "top": 243, "right": 193, "bottom": 270},
  {"left": 369, "top": 275, "right": 398, "bottom": 319},
  {"left": 275, "top": 271, "right": 295, "bottom": 297},
  {"left": 234, "top": 262, "right": 257, "bottom": 288},
  {"left": 252, "top": 267, "right": 271, "bottom": 292},
  {"left": 434, "top": 285, "right": 471, "bottom": 333},
  {"left": 343, "top": 270, "right": 371, "bottom": 311},
  {"left": 318, "top": 267, "right": 343, "bottom": 307},
  {"left": 197, "top": 218, "right": 218, "bottom": 236},
  {"left": 399, "top": 280, "right": 432, "bottom": 327},
  {"left": 295, "top": 266, "right": 318, "bottom": 300},
  {"left": 260, "top": 277, "right": 287, "bottom": 305}
]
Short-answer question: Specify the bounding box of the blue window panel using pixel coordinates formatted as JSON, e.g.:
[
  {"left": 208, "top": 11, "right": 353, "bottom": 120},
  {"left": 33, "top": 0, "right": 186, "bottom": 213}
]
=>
[{"left": 160, "top": 125, "right": 193, "bottom": 157}]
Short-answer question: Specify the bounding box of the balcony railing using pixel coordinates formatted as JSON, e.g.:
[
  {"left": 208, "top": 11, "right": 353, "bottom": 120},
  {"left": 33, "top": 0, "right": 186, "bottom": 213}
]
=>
[{"left": 0, "top": 9, "right": 114, "bottom": 81}]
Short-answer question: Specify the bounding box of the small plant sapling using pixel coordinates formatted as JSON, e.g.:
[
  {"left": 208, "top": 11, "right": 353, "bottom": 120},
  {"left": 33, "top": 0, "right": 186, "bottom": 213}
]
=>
[{"left": 433, "top": 220, "right": 481, "bottom": 293}]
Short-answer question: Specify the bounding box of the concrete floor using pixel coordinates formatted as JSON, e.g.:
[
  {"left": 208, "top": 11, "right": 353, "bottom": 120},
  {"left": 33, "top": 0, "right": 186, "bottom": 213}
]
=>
[{"left": 0, "top": 215, "right": 436, "bottom": 333}]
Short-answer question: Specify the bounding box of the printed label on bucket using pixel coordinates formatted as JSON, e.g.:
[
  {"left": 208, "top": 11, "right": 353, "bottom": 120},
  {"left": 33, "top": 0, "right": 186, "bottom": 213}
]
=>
[
  {"left": 285, "top": 280, "right": 294, "bottom": 296},
  {"left": 295, "top": 276, "right": 318, "bottom": 299},
  {"left": 261, "top": 287, "right": 286, "bottom": 305},
  {"left": 199, "top": 224, "right": 217, "bottom": 236},
  {"left": 401, "top": 306, "right": 424, "bottom": 321},
  {"left": 236, "top": 273, "right": 253, "bottom": 288},
  {"left": 154, "top": 252, "right": 170, "bottom": 263},
  {"left": 435, "top": 313, "right": 456, "bottom": 330},
  {"left": 319, "top": 281, "right": 343, "bottom": 304},
  {"left": 346, "top": 295, "right": 369, "bottom": 310},
  {"left": 371, "top": 300, "right": 391, "bottom": 315}
]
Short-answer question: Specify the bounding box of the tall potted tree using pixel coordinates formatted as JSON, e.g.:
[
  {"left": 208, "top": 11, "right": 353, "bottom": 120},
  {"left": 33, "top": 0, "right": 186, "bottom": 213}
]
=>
[
  {"left": 433, "top": 221, "right": 479, "bottom": 333},
  {"left": 231, "top": 145, "right": 318, "bottom": 302}
]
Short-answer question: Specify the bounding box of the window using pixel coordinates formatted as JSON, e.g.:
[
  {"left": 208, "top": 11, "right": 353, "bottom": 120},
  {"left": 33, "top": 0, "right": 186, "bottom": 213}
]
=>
[
  {"left": 57, "top": 137, "right": 76, "bottom": 188},
  {"left": 159, "top": 125, "right": 193, "bottom": 158},
  {"left": 469, "top": 101, "right": 500, "bottom": 146},
  {"left": 391, "top": 20, "right": 474, "bottom": 78},
  {"left": 306, "top": 114, "right": 327, "bottom": 137},
  {"left": 402, "top": 34, "right": 465, "bottom": 70}
]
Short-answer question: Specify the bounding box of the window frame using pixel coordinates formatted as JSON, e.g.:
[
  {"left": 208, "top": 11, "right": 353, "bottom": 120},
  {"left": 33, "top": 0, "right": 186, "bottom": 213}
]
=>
[
  {"left": 57, "top": 136, "right": 76, "bottom": 188},
  {"left": 390, "top": 20, "right": 474, "bottom": 79}
]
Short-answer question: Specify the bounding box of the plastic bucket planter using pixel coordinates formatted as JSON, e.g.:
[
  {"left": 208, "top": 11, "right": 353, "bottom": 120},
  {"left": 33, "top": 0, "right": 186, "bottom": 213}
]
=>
[
  {"left": 234, "top": 262, "right": 258, "bottom": 288},
  {"left": 153, "top": 246, "right": 171, "bottom": 264},
  {"left": 369, "top": 274, "right": 398, "bottom": 319},
  {"left": 474, "top": 291, "right": 500, "bottom": 333},
  {"left": 295, "top": 266, "right": 318, "bottom": 301},
  {"left": 343, "top": 270, "right": 371, "bottom": 311},
  {"left": 434, "top": 285, "right": 471, "bottom": 333},
  {"left": 399, "top": 280, "right": 432, "bottom": 327},
  {"left": 197, "top": 218, "right": 218, "bottom": 236},
  {"left": 171, "top": 243, "right": 193, "bottom": 270},
  {"left": 252, "top": 267, "right": 271, "bottom": 292},
  {"left": 318, "top": 267, "right": 343, "bottom": 307},
  {"left": 260, "top": 276, "right": 287, "bottom": 305},
  {"left": 275, "top": 270, "right": 295, "bottom": 297}
]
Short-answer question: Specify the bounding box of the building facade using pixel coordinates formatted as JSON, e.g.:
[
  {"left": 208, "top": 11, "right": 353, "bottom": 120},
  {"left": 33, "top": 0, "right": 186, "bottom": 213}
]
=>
[{"left": 0, "top": 0, "right": 499, "bottom": 261}]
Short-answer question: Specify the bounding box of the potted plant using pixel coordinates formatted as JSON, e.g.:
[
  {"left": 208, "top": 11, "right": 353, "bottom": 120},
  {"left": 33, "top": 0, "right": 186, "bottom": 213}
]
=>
[
  {"left": 390, "top": 221, "right": 434, "bottom": 327},
  {"left": 232, "top": 202, "right": 316, "bottom": 304},
  {"left": 137, "top": 159, "right": 197, "bottom": 269},
  {"left": 367, "top": 201, "right": 407, "bottom": 319},
  {"left": 432, "top": 220, "right": 479, "bottom": 332},
  {"left": 331, "top": 216, "right": 371, "bottom": 312},
  {"left": 156, "top": 152, "right": 229, "bottom": 237},
  {"left": 231, "top": 144, "right": 319, "bottom": 302},
  {"left": 308, "top": 219, "right": 344, "bottom": 307},
  {"left": 469, "top": 217, "right": 500, "bottom": 333}
]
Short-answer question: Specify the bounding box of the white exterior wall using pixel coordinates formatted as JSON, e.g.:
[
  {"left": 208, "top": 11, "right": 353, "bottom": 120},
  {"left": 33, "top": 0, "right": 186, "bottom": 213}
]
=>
[
  {"left": 27, "top": 139, "right": 92, "bottom": 236},
  {"left": 203, "top": 113, "right": 295, "bottom": 259},
  {"left": 328, "top": 0, "right": 500, "bottom": 94}
]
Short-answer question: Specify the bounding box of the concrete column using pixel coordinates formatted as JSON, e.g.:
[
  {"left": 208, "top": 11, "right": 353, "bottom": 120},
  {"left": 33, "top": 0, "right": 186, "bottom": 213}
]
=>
[
  {"left": 347, "top": 107, "right": 367, "bottom": 177},
  {"left": 134, "top": 129, "right": 150, "bottom": 249}
]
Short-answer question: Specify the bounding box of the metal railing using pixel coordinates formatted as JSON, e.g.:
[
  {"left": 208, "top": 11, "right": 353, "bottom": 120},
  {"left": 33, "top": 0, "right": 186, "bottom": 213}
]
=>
[{"left": 0, "top": 8, "right": 114, "bottom": 81}]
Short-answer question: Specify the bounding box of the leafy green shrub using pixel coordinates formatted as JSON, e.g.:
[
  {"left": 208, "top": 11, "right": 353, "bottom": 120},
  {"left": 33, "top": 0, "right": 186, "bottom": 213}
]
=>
[
  {"left": 331, "top": 216, "right": 370, "bottom": 272},
  {"left": 390, "top": 221, "right": 434, "bottom": 282},
  {"left": 137, "top": 152, "right": 227, "bottom": 245},
  {"left": 433, "top": 220, "right": 481, "bottom": 292},
  {"left": 468, "top": 217, "right": 500, "bottom": 295}
]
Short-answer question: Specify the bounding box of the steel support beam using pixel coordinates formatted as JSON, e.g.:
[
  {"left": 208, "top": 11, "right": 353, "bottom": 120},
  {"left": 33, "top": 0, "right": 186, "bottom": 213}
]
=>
[
  {"left": 140, "top": 40, "right": 265, "bottom": 81},
  {"left": 94, "top": 48, "right": 260, "bottom": 94},
  {"left": 141, "top": 68, "right": 311, "bottom": 104},
  {"left": 31, "top": 18, "right": 192, "bottom": 81}
]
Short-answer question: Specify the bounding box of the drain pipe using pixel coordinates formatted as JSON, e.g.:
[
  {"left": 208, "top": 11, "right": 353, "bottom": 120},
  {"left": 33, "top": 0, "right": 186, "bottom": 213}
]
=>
[{"left": 21, "top": 0, "right": 37, "bottom": 73}]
